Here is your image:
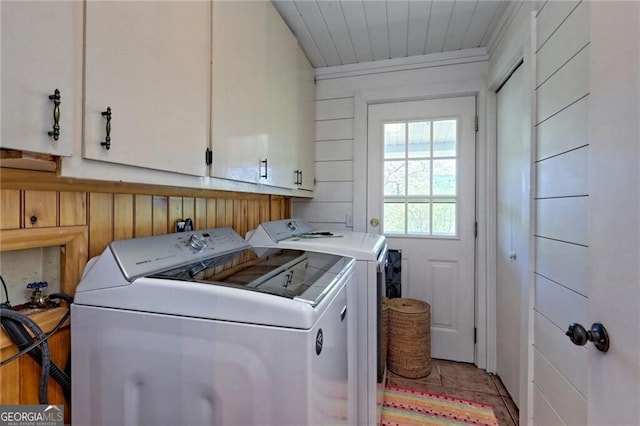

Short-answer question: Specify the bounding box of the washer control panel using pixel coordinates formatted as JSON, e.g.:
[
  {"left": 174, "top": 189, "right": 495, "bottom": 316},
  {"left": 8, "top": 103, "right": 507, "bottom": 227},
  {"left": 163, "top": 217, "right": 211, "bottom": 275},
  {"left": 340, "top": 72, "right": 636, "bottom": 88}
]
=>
[
  {"left": 110, "top": 227, "right": 250, "bottom": 281},
  {"left": 260, "top": 218, "right": 316, "bottom": 242}
]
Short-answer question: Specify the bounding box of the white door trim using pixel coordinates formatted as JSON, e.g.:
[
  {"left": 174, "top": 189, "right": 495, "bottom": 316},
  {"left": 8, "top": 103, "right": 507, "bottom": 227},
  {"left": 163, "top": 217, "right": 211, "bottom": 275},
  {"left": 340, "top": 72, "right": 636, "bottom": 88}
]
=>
[{"left": 353, "top": 80, "right": 490, "bottom": 369}]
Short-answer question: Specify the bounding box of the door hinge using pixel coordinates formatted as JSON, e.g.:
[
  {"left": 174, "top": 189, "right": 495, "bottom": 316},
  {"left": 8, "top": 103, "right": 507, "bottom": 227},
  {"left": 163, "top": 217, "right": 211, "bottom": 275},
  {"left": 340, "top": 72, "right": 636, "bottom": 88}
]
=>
[
  {"left": 474, "top": 327, "right": 477, "bottom": 344},
  {"left": 474, "top": 221, "right": 478, "bottom": 238},
  {"left": 205, "top": 148, "right": 212, "bottom": 165},
  {"left": 475, "top": 116, "right": 479, "bottom": 132}
]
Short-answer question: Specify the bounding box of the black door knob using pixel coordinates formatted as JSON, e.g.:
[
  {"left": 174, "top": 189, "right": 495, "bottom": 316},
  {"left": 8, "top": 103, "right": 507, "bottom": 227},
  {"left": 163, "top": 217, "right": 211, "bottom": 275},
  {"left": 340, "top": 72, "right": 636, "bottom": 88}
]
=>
[{"left": 566, "top": 322, "right": 610, "bottom": 353}]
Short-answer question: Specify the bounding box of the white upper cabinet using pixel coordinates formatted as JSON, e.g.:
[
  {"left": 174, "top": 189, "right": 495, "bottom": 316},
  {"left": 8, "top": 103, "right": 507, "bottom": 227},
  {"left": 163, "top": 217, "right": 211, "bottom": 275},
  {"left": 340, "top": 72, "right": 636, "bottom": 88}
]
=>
[
  {"left": 294, "top": 46, "right": 316, "bottom": 193},
  {"left": 264, "top": 2, "right": 298, "bottom": 189},
  {"left": 211, "top": 1, "right": 313, "bottom": 191},
  {"left": 1, "top": 1, "right": 80, "bottom": 156},
  {"left": 83, "top": 1, "right": 210, "bottom": 176},
  {"left": 211, "top": 1, "right": 269, "bottom": 184}
]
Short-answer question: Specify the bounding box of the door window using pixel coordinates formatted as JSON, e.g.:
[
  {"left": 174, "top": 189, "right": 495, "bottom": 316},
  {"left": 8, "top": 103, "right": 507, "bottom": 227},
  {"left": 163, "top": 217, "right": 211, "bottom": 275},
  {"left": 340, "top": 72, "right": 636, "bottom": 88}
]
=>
[{"left": 382, "top": 119, "right": 458, "bottom": 237}]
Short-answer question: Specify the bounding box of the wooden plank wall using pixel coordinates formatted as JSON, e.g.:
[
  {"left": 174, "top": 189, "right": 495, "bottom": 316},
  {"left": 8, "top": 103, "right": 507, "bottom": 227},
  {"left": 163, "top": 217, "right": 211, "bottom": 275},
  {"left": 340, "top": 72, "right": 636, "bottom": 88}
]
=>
[
  {"left": 0, "top": 167, "right": 290, "bottom": 419},
  {"left": 533, "top": 1, "right": 589, "bottom": 424},
  {"left": 0, "top": 168, "right": 290, "bottom": 256}
]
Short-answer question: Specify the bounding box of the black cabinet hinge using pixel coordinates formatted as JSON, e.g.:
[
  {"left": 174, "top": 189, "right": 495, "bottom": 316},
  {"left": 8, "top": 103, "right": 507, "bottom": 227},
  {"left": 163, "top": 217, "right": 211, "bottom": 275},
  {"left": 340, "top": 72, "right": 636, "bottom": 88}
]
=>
[
  {"left": 475, "top": 116, "right": 479, "bottom": 132},
  {"left": 205, "top": 148, "right": 212, "bottom": 165},
  {"left": 474, "top": 221, "right": 478, "bottom": 238},
  {"left": 474, "top": 327, "right": 477, "bottom": 344}
]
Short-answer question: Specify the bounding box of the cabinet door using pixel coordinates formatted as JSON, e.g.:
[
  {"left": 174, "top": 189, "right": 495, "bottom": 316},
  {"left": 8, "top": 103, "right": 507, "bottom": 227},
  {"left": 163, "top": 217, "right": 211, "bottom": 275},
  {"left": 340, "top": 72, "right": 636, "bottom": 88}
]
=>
[
  {"left": 295, "top": 46, "right": 316, "bottom": 193},
  {"left": 264, "top": 2, "right": 298, "bottom": 189},
  {"left": 211, "top": 1, "right": 300, "bottom": 189},
  {"left": 211, "top": 1, "right": 269, "bottom": 184},
  {"left": 1, "top": 1, "right": 80, "bottom": 156},
  {"left": 84, "top": 1, "right": 210, "bottom": 176}
]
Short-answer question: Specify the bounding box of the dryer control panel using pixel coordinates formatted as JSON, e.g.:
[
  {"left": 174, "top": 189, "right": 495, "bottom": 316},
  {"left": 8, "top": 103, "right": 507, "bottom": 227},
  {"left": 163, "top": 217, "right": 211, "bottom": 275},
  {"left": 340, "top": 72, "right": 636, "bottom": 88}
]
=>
[{"left": 110, "top": 227, "right": 250, "bottom": 281}]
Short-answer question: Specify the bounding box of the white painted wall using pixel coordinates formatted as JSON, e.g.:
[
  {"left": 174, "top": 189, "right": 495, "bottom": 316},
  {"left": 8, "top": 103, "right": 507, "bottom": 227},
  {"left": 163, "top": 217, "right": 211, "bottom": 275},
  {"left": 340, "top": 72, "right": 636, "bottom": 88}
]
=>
[{"left": 533, "top": 2, "right": 590, "bottom": 425}]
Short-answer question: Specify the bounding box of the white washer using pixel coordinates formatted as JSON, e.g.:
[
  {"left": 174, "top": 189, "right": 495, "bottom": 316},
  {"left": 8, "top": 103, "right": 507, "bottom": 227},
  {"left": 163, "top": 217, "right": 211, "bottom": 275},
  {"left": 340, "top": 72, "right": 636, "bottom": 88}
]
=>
[
  {"left": 71, "top": 227, "right": 354, "bottom": 426},
  {"left": 247, "top": 219, "right": 387, "bottom": 426}
]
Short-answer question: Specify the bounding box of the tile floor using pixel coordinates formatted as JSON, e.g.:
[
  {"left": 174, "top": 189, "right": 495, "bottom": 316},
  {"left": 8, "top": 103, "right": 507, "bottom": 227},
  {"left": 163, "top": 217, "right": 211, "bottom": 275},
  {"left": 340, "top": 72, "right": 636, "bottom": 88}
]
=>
[{"left": 386, "top": 359, "right": 519, "bottom": 425}]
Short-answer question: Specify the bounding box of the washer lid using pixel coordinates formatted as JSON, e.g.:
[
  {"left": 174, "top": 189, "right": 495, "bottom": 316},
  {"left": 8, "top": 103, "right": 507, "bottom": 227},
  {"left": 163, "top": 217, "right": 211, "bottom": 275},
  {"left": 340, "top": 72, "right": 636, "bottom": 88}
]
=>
[
  {"left": 151, "top": 249, "right": 350, "bottom": 306},
  {"left": 247, "top": 218, "right": 387, "bottom": 261}
]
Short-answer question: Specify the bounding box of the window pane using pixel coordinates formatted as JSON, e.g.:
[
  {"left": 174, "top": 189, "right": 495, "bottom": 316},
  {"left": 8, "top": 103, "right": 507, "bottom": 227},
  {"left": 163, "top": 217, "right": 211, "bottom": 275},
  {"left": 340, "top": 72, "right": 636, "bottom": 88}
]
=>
[
  {"left": 432, "top": 159, "right": 456, "bottom": 196},
  {"left": 407, "top": 202, "right": 430, "bottom": 234},
  {"left": 384, "top": 161, "right": 406, "bottom": 196},
  {"left": 384, "top": 202, "right": 405, "bottom": 234},
  {"left": 433, "top": 119, "right": 456, "bottom": 157},
  {"left": 407, "top": 160, "right": 430, "bottom": 196},
  {"left": 384, "top": 123, "right": 406, "bottom": 159},
  {"left": 408, "top": 121, "right": 430, "bottom": 158},
  {"left": 432, "top": 202, "right": 456, "bottom": 236}
]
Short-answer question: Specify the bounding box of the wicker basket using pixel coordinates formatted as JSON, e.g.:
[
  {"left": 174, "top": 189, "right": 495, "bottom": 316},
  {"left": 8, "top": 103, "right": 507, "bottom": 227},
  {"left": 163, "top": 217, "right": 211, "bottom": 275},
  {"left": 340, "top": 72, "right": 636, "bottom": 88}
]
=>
[
  {"left": 382, "top": 297, "right": 390, "bottom": 369},
  {"left": 387, "top": 298, "right": 431, "bottom": 378}
]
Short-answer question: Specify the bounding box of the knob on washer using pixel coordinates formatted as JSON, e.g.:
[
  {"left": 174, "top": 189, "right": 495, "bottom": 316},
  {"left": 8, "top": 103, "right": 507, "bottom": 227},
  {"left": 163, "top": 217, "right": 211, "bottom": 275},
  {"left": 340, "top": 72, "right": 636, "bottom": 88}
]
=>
[{"left": 188, "top": 234, "right": 207, "bottom": 251}]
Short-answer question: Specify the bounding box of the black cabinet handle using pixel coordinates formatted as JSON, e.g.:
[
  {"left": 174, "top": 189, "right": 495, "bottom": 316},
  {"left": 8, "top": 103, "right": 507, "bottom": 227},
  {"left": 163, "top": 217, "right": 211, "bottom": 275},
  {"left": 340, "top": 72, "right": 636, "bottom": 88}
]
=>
[
  {"left": 101, "top": 107, "right": 112, "bottom": 150},
  {"left": 47, "top": 89, "right": 61, "bottom": 141},
  {"left": 260, "top": 159, "right": 268, "bottom": 179}
]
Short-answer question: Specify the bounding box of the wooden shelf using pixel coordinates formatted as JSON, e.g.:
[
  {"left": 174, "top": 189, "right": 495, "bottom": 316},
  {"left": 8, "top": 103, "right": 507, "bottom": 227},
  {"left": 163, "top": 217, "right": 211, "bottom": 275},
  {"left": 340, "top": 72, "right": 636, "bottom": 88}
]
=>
[{"left": 0, "top": 307, "right": 69, "bottom": 353}]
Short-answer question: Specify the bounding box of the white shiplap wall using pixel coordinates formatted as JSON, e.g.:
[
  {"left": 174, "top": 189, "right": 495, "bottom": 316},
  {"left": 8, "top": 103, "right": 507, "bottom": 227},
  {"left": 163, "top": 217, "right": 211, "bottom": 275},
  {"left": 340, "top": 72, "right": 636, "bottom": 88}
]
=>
[
  {"left": 533, "top": 1, "right": 589, "bottom": 424},
  {"left": 293, "top": 58, "right": 488, "bottom": 232}
]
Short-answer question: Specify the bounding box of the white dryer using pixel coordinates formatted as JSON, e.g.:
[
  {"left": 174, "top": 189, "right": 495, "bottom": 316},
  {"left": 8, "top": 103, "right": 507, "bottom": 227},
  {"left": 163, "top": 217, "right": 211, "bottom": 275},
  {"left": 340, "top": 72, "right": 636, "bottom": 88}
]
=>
[
  {"left": 247, "top": 219, "right": 387, "bottom": 426},
  {"left": 71, "top": 227, "right": 354, "bottom": 426}
]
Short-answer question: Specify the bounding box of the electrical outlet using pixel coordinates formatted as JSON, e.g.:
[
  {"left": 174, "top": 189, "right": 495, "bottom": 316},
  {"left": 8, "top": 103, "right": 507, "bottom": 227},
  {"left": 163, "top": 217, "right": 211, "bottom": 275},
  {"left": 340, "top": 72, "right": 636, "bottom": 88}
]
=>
[{"left": 346, "top": 212, "right": 353, "bottom": 227}]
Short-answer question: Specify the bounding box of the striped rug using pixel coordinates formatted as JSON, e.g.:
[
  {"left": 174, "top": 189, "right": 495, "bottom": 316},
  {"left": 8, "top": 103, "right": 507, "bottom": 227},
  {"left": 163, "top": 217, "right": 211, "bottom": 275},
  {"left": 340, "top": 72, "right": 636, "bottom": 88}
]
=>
[{"left": 381, "top": 385, "right": 499, "bottom": 426}]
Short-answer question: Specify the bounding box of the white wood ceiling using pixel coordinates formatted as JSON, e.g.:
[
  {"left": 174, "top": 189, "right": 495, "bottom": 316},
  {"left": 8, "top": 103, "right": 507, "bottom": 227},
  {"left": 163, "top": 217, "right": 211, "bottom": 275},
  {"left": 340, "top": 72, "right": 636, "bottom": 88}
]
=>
[{"left": 272, "top": 0, "right": 510, "bottom": 68}]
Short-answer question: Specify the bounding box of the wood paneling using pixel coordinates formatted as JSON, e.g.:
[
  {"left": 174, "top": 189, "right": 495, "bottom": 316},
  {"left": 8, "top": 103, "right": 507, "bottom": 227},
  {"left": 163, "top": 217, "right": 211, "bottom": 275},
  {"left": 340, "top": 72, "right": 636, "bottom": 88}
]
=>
[
  {"left": 0, "top": 345, "right": 20, "bottom": 404},
  {"left": 182, "top": 197, "right": 195, "bottom": 226},
  {"left": 24, "top": 190, "right": 57, "bottom": 228},
  {"left": 168, "top": 196, "right": 183, "bottom": 233},
  {"left": 535, "top": 274, "right": 588, "bottom": 330},
  {"left": 536, "top": 0, "right": 581, "bottom": 50},
  {"left": 316, "top": 97, "right": 354, "bottom": 120},
  {"left": 536, "top": 46, "right": 589, "bottom": 123},
  {"left": 194, "top": 198, "right": 207, "bottom": 230},
  {"left": 114, "top": 194, "right": 134, "bottom": 241},
  {"left": 535, "top": 197, "right": 588, "bottom": 246},
  {"left": 536, "top": 96, "right": 588, "bottom": 161},
  {"left": 533, "top": 349, "right": 587, "bottom": 425},
  {"left": 207, "top": 198, "right": 217, "bottom": 228},
  {"left": 152, "top": 196, "right": 168, "bottom": 236},
  {"left": 536, "top": 1, "right": 589, "bottom": 86},
  {"left": 536, "top": 147, "right": 588, "bottom": 198},
  {"left": 532, "top": 385, "right": 566, "bottom": 426},
  {"left": 534, "top": 312, "right": 588, "bottom": 396},
  {"left": 1, "top": 189, "right": 21, "bottom": 229},
  {"left": 134, "top": 194, "right": 153, "bottom": 237},
  {"left": 59, "top": 192, "right": 87, "bottom": 226},
  {"left": 315, "top": 118, "right": 354, "bottom": 141},
  {"left": 88, "top": 193, "right": 114, "bottom": 257},
  {"left": 535, "top": 237, "right": 588, "bottom": 296}
]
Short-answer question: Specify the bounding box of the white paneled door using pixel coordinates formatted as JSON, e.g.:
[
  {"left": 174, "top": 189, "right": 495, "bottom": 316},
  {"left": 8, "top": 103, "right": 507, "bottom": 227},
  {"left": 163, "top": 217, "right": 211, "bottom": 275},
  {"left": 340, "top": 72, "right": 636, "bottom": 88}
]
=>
[
  {"left": 367, "top": 97, "right": 476, "bottom": 362},
  {"left": 496, "top": 62, "right": 530, "bottom": 409}
]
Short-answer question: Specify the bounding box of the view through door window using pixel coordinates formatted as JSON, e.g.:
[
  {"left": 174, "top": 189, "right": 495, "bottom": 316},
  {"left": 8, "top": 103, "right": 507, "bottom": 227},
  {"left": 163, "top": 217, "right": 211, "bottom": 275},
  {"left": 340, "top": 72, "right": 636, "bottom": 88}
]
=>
[{"left": 382, "top": 119, "right": 458, "bottom": 236}]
